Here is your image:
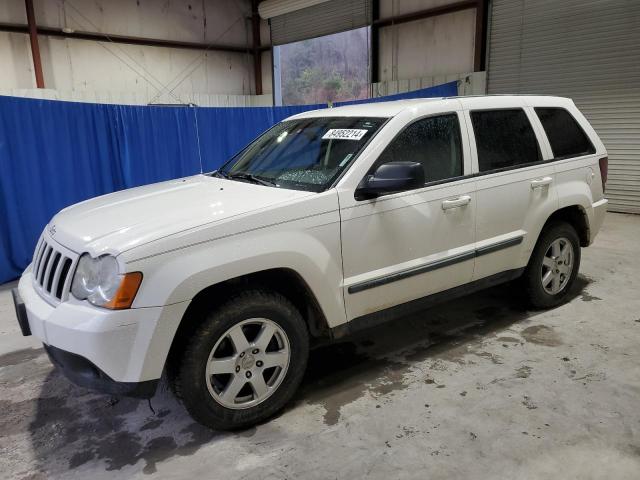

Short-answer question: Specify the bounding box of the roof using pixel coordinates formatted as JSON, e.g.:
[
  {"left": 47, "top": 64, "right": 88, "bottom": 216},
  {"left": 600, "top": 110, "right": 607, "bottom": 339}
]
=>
[
  {"left": 285, "top": 95, "right": 572, "bottom": 120},
  {"left": 285, "top": 98, "right": 444, "bottom": 119}
]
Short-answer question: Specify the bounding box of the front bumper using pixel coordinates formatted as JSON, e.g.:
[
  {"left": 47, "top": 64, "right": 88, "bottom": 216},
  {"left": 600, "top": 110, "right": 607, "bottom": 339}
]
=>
[
  {"left": 43, "top": 343, "right": 158, "bottom": 398},
  {"left": 11, "top": 288, "right": 31, "bottom": 336},
  {"left": 16, "top": 267, "right": 189, "bottom": 388}
]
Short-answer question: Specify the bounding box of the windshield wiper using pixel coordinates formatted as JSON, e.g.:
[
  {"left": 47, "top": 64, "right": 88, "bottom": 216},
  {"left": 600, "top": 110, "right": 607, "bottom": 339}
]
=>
[
  {"left": 212, "top": 170, "right": 276, "bottom": 187},
  {"left": 227, "top": 172, "right": 277, "bottom": 187},
  {"left": 211, "top": 170, "right": 229, "bottom": 179}
]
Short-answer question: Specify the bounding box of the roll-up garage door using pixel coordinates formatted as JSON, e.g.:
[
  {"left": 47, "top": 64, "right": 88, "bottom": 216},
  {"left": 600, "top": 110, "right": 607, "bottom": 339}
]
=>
[
  {"left": 262, "top": 0, "right": 372, "bottom": 46},
  {"left": 487, "top": 0, "right": 640, "bottom": 213}
]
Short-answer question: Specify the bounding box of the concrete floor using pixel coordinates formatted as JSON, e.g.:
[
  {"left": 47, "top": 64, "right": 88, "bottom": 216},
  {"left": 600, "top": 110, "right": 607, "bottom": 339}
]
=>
[{"left": 1, "top": 212, "right": 639, "bottom": 479}]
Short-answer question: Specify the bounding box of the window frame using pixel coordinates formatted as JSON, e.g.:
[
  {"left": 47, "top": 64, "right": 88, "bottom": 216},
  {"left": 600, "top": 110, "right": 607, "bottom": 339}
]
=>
[
  {"left": 534, "top": 106, "right": 596, "bottom": 161},
  {"left": 328, "top": 116, "right": 393, "bottom": 189},
  {"left": 467, "top": 107, "right": 545, "bottom": 176},
  {"left": 357, "top": 111, "right": 468, "bottom": 197}
]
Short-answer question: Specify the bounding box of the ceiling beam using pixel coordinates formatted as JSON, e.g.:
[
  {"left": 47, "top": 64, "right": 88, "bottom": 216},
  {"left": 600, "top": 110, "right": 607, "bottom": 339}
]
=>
[
  {"left": 373, "top": 0, "right": 477, "bottom": 28},
  {"left": 0, "top": 22, "right": 271, "bottom": 54}
]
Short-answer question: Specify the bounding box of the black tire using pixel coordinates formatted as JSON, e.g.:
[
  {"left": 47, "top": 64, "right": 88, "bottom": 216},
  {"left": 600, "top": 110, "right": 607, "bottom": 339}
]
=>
[
  {"left": 523, "top": 221, "right": 581, "bottom": 309},
  {"left": 173, "top": 289, "right": 309, "bottom": 430}
]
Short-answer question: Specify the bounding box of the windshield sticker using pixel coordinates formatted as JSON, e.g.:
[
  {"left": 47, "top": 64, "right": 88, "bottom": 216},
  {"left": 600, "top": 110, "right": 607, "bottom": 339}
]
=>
[{"left": 322, "top": 129, "right": 368, "bottom": 141}]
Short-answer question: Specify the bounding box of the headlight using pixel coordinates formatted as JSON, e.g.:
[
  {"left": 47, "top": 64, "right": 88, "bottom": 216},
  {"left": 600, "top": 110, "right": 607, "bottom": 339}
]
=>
[{"left": 71, "top": 254, "right": 142, "bottom": 309}]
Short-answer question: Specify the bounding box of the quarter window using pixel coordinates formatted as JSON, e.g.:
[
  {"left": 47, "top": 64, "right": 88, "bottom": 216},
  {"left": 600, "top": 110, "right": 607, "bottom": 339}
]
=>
[
  {"left": 374, "top": 114, "right": 463, "bottom": 184},
  {"left": 535, "top": 107, "right": 595, "bottom": 159},
  {"left": 471, "top": 109, "right": 541, "bottom": 172}
]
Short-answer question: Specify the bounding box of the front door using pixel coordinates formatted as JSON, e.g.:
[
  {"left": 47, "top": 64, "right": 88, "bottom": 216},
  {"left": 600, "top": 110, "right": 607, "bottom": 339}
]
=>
[{"left": 339, "top": 111, "right": 476, "bottom": 321}]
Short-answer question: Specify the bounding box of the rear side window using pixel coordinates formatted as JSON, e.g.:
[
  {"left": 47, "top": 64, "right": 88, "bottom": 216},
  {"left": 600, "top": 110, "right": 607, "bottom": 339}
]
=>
[
  {"left": 374, "top": 114, "right": 463, "bottom": 183},
  {"left": 471, "top": 109, "right": 541, "bottom": 172},
  {"left": 535, "top": 107, "right": 595, "bottom": 159}
]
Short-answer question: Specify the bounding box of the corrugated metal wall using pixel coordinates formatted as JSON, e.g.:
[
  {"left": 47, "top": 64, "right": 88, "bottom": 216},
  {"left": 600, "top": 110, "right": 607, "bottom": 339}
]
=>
[
  {"left": 270, "top": 0, "right": 371, "bottom": 45},
  {"left": 487, "top": 0, "right": 640, "bottom": 213},
  {"left": 0, "top": 0, "right": 266, "bottom": 97}
]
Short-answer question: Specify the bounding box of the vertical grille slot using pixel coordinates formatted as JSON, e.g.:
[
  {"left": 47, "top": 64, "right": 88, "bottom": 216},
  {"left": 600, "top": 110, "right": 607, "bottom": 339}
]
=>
[
  {"left": 46, "top": 252, "right": 62, "bottom": 293},
  {"left": 39, "top": 247, "right": 53, "bottom": 285},
  {"left": 56, "top": 258, "right": 73, "bottom": 299},
  {"left": 33, "top": 238, "right": 45, "bottom": 272},
  {"left": 34, "top": 241, "right": 47, "bottom": 278}
]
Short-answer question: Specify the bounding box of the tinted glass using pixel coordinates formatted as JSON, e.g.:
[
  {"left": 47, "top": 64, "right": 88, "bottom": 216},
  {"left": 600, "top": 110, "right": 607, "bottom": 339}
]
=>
[
  {"left": 471, "top": 109, "right": 541, "bottom": 172},
  {"left": 219, "top": 117, "right": 386, "bottom": 192},
  {"left": 374, "top": 114, "right": 463, "bottom": 183},
  {"left": 535, "top": 107, "right": 595, "bottom": 159}
]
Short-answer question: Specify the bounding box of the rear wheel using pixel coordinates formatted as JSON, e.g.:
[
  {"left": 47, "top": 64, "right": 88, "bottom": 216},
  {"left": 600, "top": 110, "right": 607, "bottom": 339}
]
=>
[
  {"left": 523, "top": 221, "right": 581, "bottom": 308},
  {"left": 174, "top": 290, "right": 309, "bottom": 430}
]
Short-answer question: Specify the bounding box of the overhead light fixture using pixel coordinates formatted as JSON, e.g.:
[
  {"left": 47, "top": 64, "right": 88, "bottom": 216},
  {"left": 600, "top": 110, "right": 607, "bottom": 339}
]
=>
[{"left": 62, "top": 27, "right": 75, "bottom": 34}]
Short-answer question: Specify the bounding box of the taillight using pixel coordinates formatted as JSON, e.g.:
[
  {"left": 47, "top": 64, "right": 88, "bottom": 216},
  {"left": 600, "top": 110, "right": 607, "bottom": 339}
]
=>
[{"left": 598, "top": 156, "right": 608, "bottom": 193}]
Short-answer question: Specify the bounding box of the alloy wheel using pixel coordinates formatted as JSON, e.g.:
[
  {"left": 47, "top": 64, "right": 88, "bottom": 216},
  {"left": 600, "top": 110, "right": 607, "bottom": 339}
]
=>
[
  {"left": 541, "top": 237, "right": 574, "bottom": 295},
  {"left": 205, "top": 318, "right": 290, "bottom": 409}
]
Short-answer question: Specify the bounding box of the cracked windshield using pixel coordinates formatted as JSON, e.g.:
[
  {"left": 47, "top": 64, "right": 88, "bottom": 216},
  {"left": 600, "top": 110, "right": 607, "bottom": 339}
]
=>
[{"left": 219, "top": 117, "right": 386, "bottom": 192}]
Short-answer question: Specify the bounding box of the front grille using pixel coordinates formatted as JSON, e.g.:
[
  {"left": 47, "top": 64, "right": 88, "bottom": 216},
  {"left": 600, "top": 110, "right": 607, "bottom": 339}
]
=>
[{"left": 32, "top": 234, "right": 77, "bottom": 303}]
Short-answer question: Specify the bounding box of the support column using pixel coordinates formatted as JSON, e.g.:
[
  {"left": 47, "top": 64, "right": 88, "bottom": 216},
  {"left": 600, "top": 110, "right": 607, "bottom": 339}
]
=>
[
  {"left": 25, "top": 0, "right": 45, "bottom": 88},
  {"left": 370, "top": 0, "right": 380, "bottom": 84},
  {"left": 473, "top": 0, "right": 487, "bottom": 72},
  {"left": 251, "top": 0, "right": 263, "bottom": 95}
]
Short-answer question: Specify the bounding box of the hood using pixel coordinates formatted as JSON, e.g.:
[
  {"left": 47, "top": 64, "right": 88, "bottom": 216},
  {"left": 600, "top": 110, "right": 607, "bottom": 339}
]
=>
[{"left": 49, "top": 175, "right": 313, "bottom": 255}]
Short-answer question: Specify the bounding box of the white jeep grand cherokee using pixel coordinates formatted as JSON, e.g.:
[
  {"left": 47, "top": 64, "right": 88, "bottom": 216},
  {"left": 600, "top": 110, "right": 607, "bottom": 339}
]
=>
[{"left": 13, "top": 95, "right": 608, "bottom": 430}]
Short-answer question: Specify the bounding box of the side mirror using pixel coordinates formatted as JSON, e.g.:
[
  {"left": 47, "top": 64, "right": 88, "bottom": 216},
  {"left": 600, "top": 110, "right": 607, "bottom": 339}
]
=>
[{"left": 355, "top": 161, "right": 425, "bottom": 200}]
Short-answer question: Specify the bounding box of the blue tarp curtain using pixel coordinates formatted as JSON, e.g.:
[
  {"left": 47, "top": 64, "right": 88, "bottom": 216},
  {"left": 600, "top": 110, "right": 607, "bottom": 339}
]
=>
[{"left": 0, "top": 81, "right": 457, "bottom": 283}]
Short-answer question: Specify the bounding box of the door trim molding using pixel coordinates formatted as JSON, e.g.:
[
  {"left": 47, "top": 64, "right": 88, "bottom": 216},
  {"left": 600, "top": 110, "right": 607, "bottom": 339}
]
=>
[
  {"left": 347, "top": 235, "right": 524, "bottom": 294},
  {"left": 475, "top": 236, "right": 523, "bottom": 257},
  {"left": 335, "top": 268, "right": 526, "bottom": 338}
]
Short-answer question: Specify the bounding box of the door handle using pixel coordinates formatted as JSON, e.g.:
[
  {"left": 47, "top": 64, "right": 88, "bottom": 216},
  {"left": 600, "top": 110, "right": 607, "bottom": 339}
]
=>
[
  {"left": 530, "top": 176, "right": 553, "bottom": 189},
  {"left": 442, "top": 195, "right": 471, "bottom": 210}
]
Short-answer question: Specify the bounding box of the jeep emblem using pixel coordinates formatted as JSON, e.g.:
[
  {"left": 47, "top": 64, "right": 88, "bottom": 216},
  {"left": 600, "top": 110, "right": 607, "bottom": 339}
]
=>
[{"left": 48, "top": 224, "right": 56, "bottom": 236}]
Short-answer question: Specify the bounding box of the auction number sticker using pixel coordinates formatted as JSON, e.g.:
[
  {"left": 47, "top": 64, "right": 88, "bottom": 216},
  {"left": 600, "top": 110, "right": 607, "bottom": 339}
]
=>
[{"left": 322, "top": 129, "right": 368, "bottom": 141}]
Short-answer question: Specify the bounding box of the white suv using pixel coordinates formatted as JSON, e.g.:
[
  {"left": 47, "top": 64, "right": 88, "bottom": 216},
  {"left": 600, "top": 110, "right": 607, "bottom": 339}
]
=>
[{"left": 13, "top": 95, "right": 608, "bottom": 429}]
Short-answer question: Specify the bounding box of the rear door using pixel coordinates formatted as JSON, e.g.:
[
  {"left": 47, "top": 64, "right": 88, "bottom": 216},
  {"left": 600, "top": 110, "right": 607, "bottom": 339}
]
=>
[{"left": 462, "top": 98, "right": 558, "bottom": 281}]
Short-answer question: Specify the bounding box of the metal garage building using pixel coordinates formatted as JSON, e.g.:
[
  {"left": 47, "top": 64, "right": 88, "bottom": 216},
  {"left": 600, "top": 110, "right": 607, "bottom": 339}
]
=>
[{"left": 487, "top": 0, "right": 640, "bottom": 214}]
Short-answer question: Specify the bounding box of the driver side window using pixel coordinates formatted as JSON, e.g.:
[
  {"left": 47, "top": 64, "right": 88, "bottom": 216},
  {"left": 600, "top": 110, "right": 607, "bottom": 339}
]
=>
[{"left": 374, "top": 114, "right": 463, "bottom": 184}]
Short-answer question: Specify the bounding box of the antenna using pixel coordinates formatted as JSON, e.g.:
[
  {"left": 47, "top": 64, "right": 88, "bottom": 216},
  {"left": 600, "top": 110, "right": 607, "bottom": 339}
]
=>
[{"left": 191, "top": 104, "right": 204, "bottom": 174}]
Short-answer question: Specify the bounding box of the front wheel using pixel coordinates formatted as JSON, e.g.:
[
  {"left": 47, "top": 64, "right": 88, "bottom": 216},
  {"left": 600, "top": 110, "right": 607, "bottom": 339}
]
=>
[
  {"left": 174, "top": 290, "right": 309, "bottom": 430},
  {"left": 523, "top": 221, "right": 581, "bottom": 309}
]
